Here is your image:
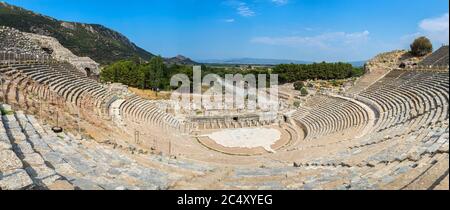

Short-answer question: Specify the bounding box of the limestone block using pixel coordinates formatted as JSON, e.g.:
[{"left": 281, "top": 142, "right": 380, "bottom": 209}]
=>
[
  {"left": 23, "top": 153, "right": 45, "bottom": 166},
  {"left": 0, "top": 150, "right": 23, "bottom": 172},
  {"left": 0, "top": 169, "right": 33, "bottom": 190}
]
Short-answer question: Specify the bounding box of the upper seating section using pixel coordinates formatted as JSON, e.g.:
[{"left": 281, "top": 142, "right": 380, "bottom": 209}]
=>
[
  {"left": 293, "top": 68, "right": 449, "bottom": 141},
  {"left": 358, "top": 70, "right": 449, "bottom": 132},
  {"left": 0, "top": 26, "right": 48, "bottom": 59},
  {"left": 420, "top": 46, "right": 449, "bottom": 68}
]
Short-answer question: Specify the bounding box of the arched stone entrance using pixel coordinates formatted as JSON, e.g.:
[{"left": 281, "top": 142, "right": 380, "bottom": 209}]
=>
[{"left": 85, "top": 67, "right": 92, "bottom": 77}]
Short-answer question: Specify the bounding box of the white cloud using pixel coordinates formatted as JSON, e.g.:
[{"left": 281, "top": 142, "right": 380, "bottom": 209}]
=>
[
  {"left": 399, "top": 13, "right": 449, "bottom": 49},
  {"left": 251, "top": 30, "right": 370, "bottom": 49},
  {"left": 250, "top": 31, "right": 373, "bottom": 61},
  {"left": 271, "top": 0, "right": 289, "bottom": 6},
  {"left": 224, "top": 18, "right": 235, "bottom": 23},
  {"left": 419, "top": 13, "right": 449, "bottom": 44},
  {"left": 237, "top": 2, "right": 255, "bottom": 17},
  {"left": 224, "top": 0, "right": 256, "bottom": 17}
]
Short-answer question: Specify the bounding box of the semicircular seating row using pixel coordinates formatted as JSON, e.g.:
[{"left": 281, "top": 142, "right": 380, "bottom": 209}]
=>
[
  {"left": 118, "top": 95, "right": 182, "bottom": 131},
  {"left": 0, "top": 61, "right": 183, "bottom": 131},
  {"left": 293, "top": 95, "right": 370, "bottom": 140},
  {"left": 358, "top": 70, "right": 448, "bottom": 132},
  {"left": 0, "top": 103, "right": 211, "bottom": 190},
  {"left": 419, "top": 46, "right": 449, "bottom": 68},
  {"left": 293, "top": 69, "right": 449, "bottom": 141}
]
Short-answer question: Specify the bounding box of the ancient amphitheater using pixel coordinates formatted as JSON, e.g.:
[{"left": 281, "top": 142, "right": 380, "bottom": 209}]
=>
[{"left": 0, "top": 26, "right": 449, "bottom": 190}]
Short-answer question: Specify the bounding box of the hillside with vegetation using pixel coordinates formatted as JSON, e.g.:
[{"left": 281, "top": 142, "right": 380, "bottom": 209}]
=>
[
  {"left": 100, "top": 57, "right": 364, "bottom": 91},
  {"left": 0, "top": 1, "right": 154, "bottom": 64}
]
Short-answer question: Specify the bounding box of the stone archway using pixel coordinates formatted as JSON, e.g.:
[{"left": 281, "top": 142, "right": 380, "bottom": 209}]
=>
[
  {"left": 85, "top": 67, "right": 92, "bottom": 77},
  {"left": 42, "top": 47, "right": 53, "bottom": 54}
]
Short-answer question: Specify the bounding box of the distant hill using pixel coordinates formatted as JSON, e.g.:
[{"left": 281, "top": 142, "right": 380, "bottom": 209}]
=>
[
  {"left": 349, "top": 61, "right": 366, "bottom": 67},
  {"left": 199, "top": 58, "right": 311, "bottom": 65},
  {"left": 0, "top": 1, "right": 158, "bottom": 65},
  {"left": 200, "top": 57, "right": 366, "bottom": 67},
  {"left": 165, "top": 55, "right": 198, "bottom": 65}
]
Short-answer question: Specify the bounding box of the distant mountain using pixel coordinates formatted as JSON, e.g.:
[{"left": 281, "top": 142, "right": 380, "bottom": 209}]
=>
[
  {"left": 349, "top": 61, "right": 367, "bottom": 67},
  {"left": 165, "top": 55, "right": 198, "bottom": 65},
  {"left": 0, "top": 1, "right": 154, "bottom": 65},
  {"left": 199, "top": 58, "right": 311, "bottom": 65},
  {"left": 200, "top": 57, "right": 367, "bottom": 67}
]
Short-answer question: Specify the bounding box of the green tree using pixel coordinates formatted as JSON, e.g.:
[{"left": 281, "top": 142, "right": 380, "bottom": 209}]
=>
[
  {"left": 294, "top": 81, "right": 305, "bottom": 91},
  {"left": 146, "top": 56, "right": 166, "bottom": 89},
  {"left": 410, "top": 36, "right": 433, "bottom": 56},
  {"left": 300, "top": 87, "right": 309, "bottom": 96}
]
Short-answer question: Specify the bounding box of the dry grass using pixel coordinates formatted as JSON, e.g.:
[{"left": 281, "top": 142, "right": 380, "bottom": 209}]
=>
[{"left": 128, "top": 87, "right": 172, "bottom": 100}]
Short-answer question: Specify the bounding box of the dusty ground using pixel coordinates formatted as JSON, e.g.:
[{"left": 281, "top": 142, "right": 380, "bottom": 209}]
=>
[
  {"left": 203, "top": 128, "right": 281, "bottom": 152},
  {"left": 128, "top": 87, "right": 172, "bottom": 100}
]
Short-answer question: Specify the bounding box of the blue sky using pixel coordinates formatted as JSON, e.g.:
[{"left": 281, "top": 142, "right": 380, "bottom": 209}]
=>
[{"left": 5, "top": 0, "right": 449, "bottom": 62}]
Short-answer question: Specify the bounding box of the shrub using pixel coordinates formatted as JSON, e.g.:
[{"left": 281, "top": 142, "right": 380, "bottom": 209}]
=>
[
  {"left": 293, "top": 101, "right": 301, "bottom": 108},
  {"left": 410, "top": 37, "right": 433, "bottom": 56},
  {"left": 294, "top": 81, "right": 305, "bottom": 91},
  {"left": 351, "top": 67, "right": 364, "bottom": 77},
  {"left": 0, "top": 107, "right": 14, "bottom": 116},
  {"left": 331, "top": 80, "right": 339, "bottom": 87},
  {"left": 300, "top": 87, "right": 309, "bottom": 96}
]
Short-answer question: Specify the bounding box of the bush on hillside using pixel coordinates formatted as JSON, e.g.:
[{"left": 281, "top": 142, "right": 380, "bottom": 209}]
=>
[
  {"left": 300, "top": 87, "right": 309, "bottom": 96},
  {"left": 294, "top": 81, "right": 305, "bottom": 91},
  {"left": 410, "top": 36, "right": 433, "bottom": 56}
]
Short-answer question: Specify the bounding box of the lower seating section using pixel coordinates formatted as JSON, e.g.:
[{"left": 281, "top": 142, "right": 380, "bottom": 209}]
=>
[
  {"left": 286, "top": 119, "right": 449, "bottom": 190},
  {"left": 0, "top": 61, "right": 183, "bottom": 132},
  {"left": 226, "top": 154, "right": 448, "bottom": 190},
  {"left": 0, "top": 103, "right": 212, "bottom": 190},
  {"left": 0, "top": 104, "right": 70, "bottom": 189},
  {"left": 181, "top": 116, "right": 448, "bottom": 189},
  {"left": 293, "top": 95, "right": 370, "bottom": 140},
  {"left": 119, "top": 96, "right": 182, "bottom": 131},
  {"left": 0, "top": 101, "right": 449, "bottom": 190}
]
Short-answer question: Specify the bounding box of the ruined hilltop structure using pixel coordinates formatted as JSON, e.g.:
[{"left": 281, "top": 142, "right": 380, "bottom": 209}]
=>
[{"left": 0, "top": 26, "right": 99, "bottom": 76}]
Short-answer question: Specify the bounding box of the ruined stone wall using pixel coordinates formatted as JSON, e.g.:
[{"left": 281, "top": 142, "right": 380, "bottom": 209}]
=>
[
  {"left": 364, "top": 50, "right": 424, "bottom": 73},
  {"left": 0, "top": 26, "right": 47, "bottom": 58},
  {"left": 26, "top": 32, "right": 100, "bottom": 76},
  {"left": 0, "top": 26, "right": 99, "bottom": 76}
]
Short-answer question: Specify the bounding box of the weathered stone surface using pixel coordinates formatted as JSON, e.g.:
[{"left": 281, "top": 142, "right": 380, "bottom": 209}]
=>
[
  {"left": 0, "top": 169, "right": 33, "bottom": 190},
  {"left": 23, "top": 153, "right": 45, "bottom": 166},
  {"left": 0, "top": 150, "right": 23, "bottom": 172},
  {"left": 10, "top": 132, "right": 27, "bottom": 142},
  {"left": 25, "top": 165, "right": 56, "bottom": 180},
  {"left": 14, "top": 141, "right": 35, "bottom": 155},
  {"left": 0, "top": 139, "right": 12, "bottom": 151},
  {"left": 71, "top": 179, "right": 103, "bottom": 190},
  {"left": 53, "top": 163, "right": 79, "bottom": 177},
  {"left": 0, "top": 26, "right": 48, "bottom": 57},
  {"left": 47, "top": 180, "right": 75, "bottom": 190},
  {"left": 41, "top": 174, "right": 61, "bottom": 186},
  {"left": 42, "top": 151, "right": 65, "bottom": 164}
]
